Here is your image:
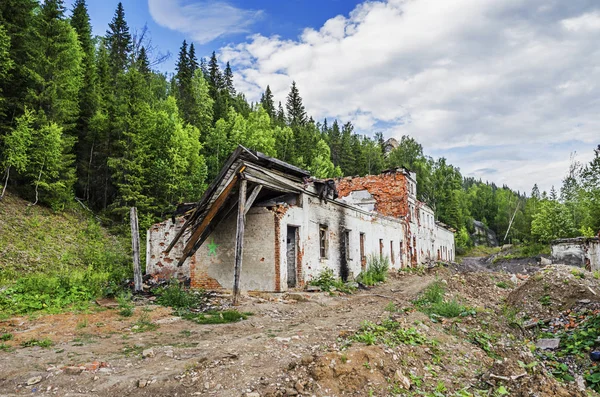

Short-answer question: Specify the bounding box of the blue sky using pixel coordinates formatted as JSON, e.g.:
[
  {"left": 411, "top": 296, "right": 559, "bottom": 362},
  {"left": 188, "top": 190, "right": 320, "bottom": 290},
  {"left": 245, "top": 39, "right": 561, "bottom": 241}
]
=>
[
  {"left": 67, "top": 0, "right": 600, "bottom": 194},
  {"left": 66, "top": 0, "right": 363, "bottom": 74}
]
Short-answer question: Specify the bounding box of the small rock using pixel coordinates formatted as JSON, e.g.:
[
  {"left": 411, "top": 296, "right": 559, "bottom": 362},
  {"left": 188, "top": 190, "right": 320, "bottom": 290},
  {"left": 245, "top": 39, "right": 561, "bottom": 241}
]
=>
[
  {"left": 286, "top": 293, "right": 309, "bottom": 302},
  {"left": 64, "top": 366, "right": 84, "bottom": 375},
  {"left": 540, "top": 257, "right": 552, "bottom": 266},
  {"left": 301, "top": 355, "right": 314, "bottom": 365},
  {"left": 245, "top": 392, "right": 260, "bottom": 397},
  {"left": 26, "top": 376, "right": 42, "bottom": 386},
  {"left": 576, "top": 375, "right": 586, "bottom": 391},
  {"left": 164, "top": 350, "right": 174, "bottom": 358},
  {"left": 275, "top": 337, "right": 291, "bottom": 343},
  {"left": 138, "top": 379, "right": 148, "bottom": 388},
  {"left": 579, "top": 299, "right": 591, "bottom": 304},
  {"left": 535, "top": 338, "right": 560, "bottom": 350},
  {"left": 142, "top": 348, "right": 155, "bottom": 358},
  {"left": 294, "top": 381, "right": 304, "bottom": 392},
  {"left": 394, "top": 369, "right": 411, "bottom": 390},
  {"left": 510, "top": 274, "right": 518, "bottom": 284},
  {"left": 286, "top": 387, "right": 299, "bottom": 396}
]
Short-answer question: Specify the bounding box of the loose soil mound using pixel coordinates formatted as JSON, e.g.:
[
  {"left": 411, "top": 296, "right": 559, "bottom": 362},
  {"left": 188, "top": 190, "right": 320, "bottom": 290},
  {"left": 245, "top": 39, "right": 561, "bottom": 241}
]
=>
[{"left": 507, "top": 265, "right": 600, "bottom": 320}]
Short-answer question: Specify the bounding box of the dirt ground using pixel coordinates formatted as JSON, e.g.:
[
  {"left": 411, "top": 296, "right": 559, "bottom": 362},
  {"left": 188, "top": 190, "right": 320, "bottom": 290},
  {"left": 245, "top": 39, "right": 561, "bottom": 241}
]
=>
[{"left": 0, "top": 267, "right": 593, "bottom": 397}]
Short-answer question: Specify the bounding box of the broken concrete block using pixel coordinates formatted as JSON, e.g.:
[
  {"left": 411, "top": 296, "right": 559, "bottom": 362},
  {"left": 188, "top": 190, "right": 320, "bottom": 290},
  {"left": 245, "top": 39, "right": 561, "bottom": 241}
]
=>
[
  {"left": 306, "top": 285, "right": 322, "bottom": 292},
  {"left": 26, "top": 376, "right": 42, "bottom": 386},
  {"left": 540, "top": 257, "right": 552, "bottom": 266},
  {"left": 535, "top": 338, "right": 560, "bottom": 350},
  {"left": 142, "top": 348, "right": 155, "bottom": 358}
]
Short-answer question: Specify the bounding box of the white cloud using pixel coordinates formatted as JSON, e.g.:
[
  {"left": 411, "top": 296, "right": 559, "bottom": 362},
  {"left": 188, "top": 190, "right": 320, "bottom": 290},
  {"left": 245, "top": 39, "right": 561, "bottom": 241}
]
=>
[
  {"left": 219, "top": 0, "right": 600, "bottom": 192},
  {"left": 148, "top": 0, "right": 263, "bottom": 44}
]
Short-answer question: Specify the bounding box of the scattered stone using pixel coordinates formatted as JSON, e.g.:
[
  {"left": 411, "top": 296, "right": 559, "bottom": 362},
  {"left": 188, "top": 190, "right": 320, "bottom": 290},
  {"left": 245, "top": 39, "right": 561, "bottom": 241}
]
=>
[
  {"left": 142, "top": 348, "right": 155, "bottom": 358},
  {"left": 294, "top": 381, "right": 304, "bottom": 392},
  {"left": 306, "top": 285, "right": 322, "bottom": 292},
  {"left": 301, "top": 355, "right": 314, "bottom": 365},
  {"left": 540, "top": 257, "right": 552, "bottom": 266},
  {"left": 64, "top": 366, "right": 84, "bottom": 375},
  {"left": 510, "top": 274, "right": 518, "bottom": 285},
  {"left": 535, "top": 338, "right": 560, "bottom": 350},
  {"left": 286, "top": 293, "right": 309, "bottom": 302},
  {"left": 394, "top": 369, "right": 411, "bottom": 390},
  {"left": 579, "top": 299, "right": 591, "bottom": 304},
  {"left": 155, "top": 317, "right": 182, "bottom": 325},
  {"left": 244, "top": 392, "right": 260, "bottom": 397},
  {"left": 275, "top": 337, "right": 291, "bottom": 343},
  {"left": 138, "top": 379, "right": 148, "bottom": 388},
  {"left": 285, "top": 387, "right": 299, "bottom": 396},
  {"left": 26, "top": 376, "right": 42, "bottom": 386}
]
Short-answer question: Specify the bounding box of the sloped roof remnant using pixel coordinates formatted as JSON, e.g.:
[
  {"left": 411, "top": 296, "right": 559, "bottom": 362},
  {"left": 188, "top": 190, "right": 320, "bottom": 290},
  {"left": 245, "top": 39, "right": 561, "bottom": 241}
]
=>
[{"left": 165, "top": 145, "right": 311, "bottom": 266}]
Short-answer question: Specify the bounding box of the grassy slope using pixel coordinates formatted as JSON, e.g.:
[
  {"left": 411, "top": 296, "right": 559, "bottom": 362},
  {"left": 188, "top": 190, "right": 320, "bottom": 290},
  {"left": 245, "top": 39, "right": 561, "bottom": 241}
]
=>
[{"left": 0, "top": 192, "right": 129, "bottom": 285}]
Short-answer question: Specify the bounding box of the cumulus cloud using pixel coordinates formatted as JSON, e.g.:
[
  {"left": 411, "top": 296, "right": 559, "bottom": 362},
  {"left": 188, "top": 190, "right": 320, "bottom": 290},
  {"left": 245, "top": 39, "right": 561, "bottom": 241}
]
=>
[
  {"left": 219, "top": 0, "right": 600, "bottom": 192},
  {"left": 148, "top": 0, "right": 263, "bottom": 44}
]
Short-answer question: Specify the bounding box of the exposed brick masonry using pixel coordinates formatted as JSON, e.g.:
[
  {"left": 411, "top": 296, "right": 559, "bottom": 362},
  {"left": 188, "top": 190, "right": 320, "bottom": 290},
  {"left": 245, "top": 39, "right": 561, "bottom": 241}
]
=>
[{"left": 336, "top": 171, "right": 409, "bottom": 218}]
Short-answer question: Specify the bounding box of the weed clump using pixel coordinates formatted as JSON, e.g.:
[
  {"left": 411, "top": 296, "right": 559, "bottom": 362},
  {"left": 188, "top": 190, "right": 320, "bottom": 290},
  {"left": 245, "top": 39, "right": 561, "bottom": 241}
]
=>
[
  {"left": 309, "top": 268, "right": 357, "bottom": 294},
  {"left": 21, "top": 338, "right": 53, "bottom": 348},
  {"left": 117, "top": 291, "right": 134, "bottom": 317},
  {"left": 414, "top": 280, "right": 473, "bottom": 320},
  {"left": 178, "top": 310, "right": 252, "bottom": 325},
  {"left": 357, "top": 255, "right": 389, "bottom": 286}
]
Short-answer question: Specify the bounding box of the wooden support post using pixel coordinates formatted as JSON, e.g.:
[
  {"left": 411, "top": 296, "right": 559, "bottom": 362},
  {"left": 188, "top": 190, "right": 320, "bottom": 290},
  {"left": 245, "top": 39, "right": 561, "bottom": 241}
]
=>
[
  {"left": 232, "top": 179, "right": 247, "bottom": 305},
  {"left": 130, "top": 207, "right": 142, "bottom": 293}
]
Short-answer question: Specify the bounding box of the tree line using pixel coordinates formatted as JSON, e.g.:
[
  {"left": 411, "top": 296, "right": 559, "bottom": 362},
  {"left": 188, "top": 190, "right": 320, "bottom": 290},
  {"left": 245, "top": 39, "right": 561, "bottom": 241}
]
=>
[{"left": 1, "top": 0, "right": 598, "bottom": 250}]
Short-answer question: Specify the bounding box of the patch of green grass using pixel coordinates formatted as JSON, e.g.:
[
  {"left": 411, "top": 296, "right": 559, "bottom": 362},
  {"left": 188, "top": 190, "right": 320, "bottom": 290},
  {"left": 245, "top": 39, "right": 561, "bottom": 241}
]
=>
[
  {"left": 413, "top": 280, "right": 474, "bottom": 320},
  {"left": 177, "top": 309, "right": 252, "bottom": 325},
  {"left": 21, "top": 338, "right": 53, "bottom": 348},
  {"left": 156, "top": 282, "right": 207, "bottom": 309},
  {"left": 76, "top": 318, "right": 88, "bottom": 329},
  {"left": 352, "top": 319, "right": 435, "bottom": 348},
  {"left": 0, "top": 333, "right": 13, "bottom": 341},
  {"left": 117, "top": 291, "right": 134, "bottom": 317},
  {"left": 539, "top": 295, "right": 551, "bottom": 306},
  {"left": 132, "top": 311, "right": 158, "bottom": 333},
  {"left": 571, "top": 269, "right": 585, "bottom": 279},
  {"left": 0, "top": 343, "right": 14, "bottom": 352},
  {"left": 495, "top": 281, "right": 512, "bottom": 289}
]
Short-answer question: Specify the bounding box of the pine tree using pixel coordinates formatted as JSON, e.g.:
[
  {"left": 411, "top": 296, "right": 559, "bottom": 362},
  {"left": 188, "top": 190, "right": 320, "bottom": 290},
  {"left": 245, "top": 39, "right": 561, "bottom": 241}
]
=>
[
  {"left": 71, "top": 0, "right": 98, "bottom": 200},
  {"left": 285, "top": 81, "right": 306, "bottom": 127},
  {"left": 260, "top": 85, "right": 275, "bottom": 119},
  {"left": 106, "top": 2, "right": 131, "bottom": 79},
  {"left": 136, "top": 46, "right": 150, "bottom": 76},
  {"left": 0, "top": 0, "right": 37, "bottom": 137},
  {"left": 224, "top": 62, "right": 235, "bottom": 96},
  {"left": 276, "top": 101, "right": 285, "bottom": 126},
  {"left": 188, "top": 43, "right": 199, "bottom": 73},
  {"left": 208, "top": 51, "right": 222, "bottom": 94}
]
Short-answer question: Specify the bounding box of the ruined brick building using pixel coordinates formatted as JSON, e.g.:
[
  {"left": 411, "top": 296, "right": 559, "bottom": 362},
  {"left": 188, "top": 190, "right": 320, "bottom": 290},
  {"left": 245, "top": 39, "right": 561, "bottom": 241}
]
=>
[{"left": 146, "top": 146, "right": 454, "bottom": 295}]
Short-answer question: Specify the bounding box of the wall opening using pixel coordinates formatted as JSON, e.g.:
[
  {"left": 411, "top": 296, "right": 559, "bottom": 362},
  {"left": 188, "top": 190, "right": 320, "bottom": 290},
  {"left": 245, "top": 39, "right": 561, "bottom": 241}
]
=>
[
  {"left": 379, "top": 239, "right": 384, "bottom": 259},
  {"left": 360, "top": 233, "right": 366, "bottom": 270},
  {"left": 287, "top": 226, "right": 299, "bottom": 288},
  {"left": 340, "top": 229, "right": 350, "bottom": 282},
  {"left": 390, "top": 241, "right": 395, "bottom": 264},
  {"left": 319, "top": 225, "right": 328, "bottom": 259}
]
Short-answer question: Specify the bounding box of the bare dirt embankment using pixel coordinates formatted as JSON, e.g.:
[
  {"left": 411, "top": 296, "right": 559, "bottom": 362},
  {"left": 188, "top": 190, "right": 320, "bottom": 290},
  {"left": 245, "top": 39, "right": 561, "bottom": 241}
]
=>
[{"left": 3, "top": 263, "right": 597, "bottom": 397}]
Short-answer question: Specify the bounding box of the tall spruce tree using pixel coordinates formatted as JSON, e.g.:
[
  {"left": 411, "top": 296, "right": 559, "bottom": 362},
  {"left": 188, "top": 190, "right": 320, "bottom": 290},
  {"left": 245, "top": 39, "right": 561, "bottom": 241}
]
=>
[
  {"left": 106, "top": 2, "right": 131, "bottom": 79},
  {"left": 260, "top": 85, "right": 275, "bottom": 120},
  {"left": 188, "top": 43, "right": 198, "bottom": 73},
  {"left": 224, "top": 62, "right": 235, "bottom": 96},
  {"left": 285, "top": 81, "right": 307, "bottom": 127},
  {"left": 71, "top": 0, "right": 98, "bottom": 199}
]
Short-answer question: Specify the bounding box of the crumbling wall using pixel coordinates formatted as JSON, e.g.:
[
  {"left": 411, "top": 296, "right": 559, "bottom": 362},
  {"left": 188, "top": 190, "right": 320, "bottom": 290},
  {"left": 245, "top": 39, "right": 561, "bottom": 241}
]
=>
[
  {"left": 336, "top": 172, "right": 409, "bottom": 218},
  {"left": 552, "top": 237, "right": 600, "bottom": 270},
  {"left": 280, "top": 195, "right": 408, "bottom": 288},
  {"left": 146, "top": 218, "right": 190, "bottom": 280},
  {"left": 146, "top": 208, "right": 277, "bottom": 291}
]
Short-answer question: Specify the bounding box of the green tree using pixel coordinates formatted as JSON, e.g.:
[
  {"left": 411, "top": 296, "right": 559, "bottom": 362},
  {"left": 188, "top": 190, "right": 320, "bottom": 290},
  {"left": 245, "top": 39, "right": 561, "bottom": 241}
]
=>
[
  {"left": 531, "top": 199, "right": 576, "bottom": 242},
  {"left": 0, "top": 25, "right": 14, "bottom": 116},
  {"left": 260, "top": 85, "right": 275, "bottom": 120},
  {"left": 308, "top": 139, "right": 342, "bottom": 179},
  {"left": 106, "top": 2, "right": 131, "bottom": 79},
  {"left": 224, "top": 62, "right": 235, "bottom": 97},
  {"left": 1, "top": 108, "right": 33, "bottom": 198},
  {"left": 285, "top": 81, "right": 306, "bottom": 127}
]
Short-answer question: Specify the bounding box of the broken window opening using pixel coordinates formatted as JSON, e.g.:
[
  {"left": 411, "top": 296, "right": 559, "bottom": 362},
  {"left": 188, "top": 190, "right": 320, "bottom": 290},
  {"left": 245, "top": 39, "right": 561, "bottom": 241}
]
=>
[
  {"left": 360, "top": 233, "right": 366, "bottom": 270},
  {"left": 344, "top": 230, "right": 351, "bottom": 260},
  {"left": 319, "top": 225, "right": 328, "bottom": 259},
  {"left": 379, "top": 239, "right": 384, "bottom": 259},
  {"left": 390, "top": 241, "right": 395, "bottom": 264}
]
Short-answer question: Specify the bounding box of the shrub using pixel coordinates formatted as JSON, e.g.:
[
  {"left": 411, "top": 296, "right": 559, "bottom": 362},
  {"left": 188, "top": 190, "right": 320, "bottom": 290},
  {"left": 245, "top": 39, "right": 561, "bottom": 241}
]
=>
[
  {"left": 414, "top": 280, "right": 473, "bottom": 319},
  {"left": 117, "top": 291, "right": 134, "bottom": 317},
  {"left": 357, "top": 255, "right": 389, "bottom": 286},
  {"left": 156, "top": 282, "right": 206, "bottom": 309},
  {"left": 310, "top": 268, "right": 336, "bottom": 292}
]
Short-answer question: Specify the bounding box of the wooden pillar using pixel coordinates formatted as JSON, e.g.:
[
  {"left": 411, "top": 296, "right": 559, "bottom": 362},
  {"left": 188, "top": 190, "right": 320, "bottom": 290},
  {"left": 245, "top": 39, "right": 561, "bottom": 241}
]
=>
[
  {"left": 232, "top": 179, "right": 247, "bottom": 305},
  {"left": 130, "top": 207, "right": 142, "bottom": 292}
]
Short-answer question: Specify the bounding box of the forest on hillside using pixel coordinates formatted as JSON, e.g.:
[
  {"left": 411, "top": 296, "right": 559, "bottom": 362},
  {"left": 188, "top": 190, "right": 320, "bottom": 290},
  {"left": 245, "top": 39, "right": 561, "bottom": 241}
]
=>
[{"left": 1, "top": 0, "right": 599, "bottom": 253}]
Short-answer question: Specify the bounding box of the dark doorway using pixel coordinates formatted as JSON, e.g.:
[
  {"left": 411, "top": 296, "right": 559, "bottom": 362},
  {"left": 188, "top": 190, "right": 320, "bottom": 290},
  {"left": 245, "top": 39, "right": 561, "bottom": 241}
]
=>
[{"left": 287, "top": 226, "right": 299, "bottom": 288}]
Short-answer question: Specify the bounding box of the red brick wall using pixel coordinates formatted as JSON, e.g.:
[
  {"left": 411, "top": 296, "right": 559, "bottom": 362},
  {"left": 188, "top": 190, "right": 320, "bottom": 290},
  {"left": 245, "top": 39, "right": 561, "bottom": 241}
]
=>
[
  {"left": 336, "top": 172, "right": 409, "bottom": 218},
  {"left": 190, "top": 256, "right": 222, "bottom": 290}
]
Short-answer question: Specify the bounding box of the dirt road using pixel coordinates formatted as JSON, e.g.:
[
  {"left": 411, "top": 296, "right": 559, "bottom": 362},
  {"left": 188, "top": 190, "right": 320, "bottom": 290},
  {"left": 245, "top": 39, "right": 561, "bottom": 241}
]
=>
[{"left": 0, "top": 274, "right": 435, "bottom": 396}]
